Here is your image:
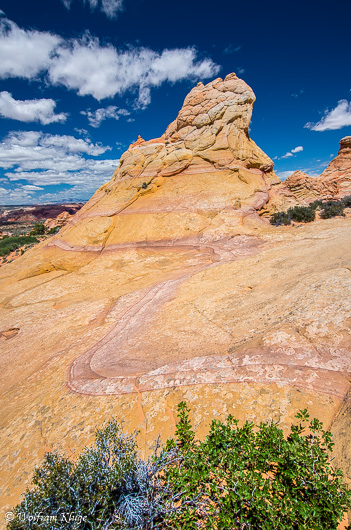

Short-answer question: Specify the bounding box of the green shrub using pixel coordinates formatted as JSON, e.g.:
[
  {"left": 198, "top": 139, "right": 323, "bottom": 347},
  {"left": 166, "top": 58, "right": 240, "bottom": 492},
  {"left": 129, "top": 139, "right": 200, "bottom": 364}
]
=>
[
  {"left": 320, "top": 201, "right": 345, "bottom": 219},
  {"left": 342, "top": 195, "right": 351, "bottom": 208},
  {"left": 47, "top": 226, "right": 59, "bottom": 234},
  {"left": 7, "top": 405, "right": 351, "bottom": 529},
  {"left": 164, "top": 404, "right": 351, "bottom": 529},
  {"left": 270, "top": 211, "right": 291, "bottom": 226},
  {"left": 0, "top": 235, "right": 39, "bottom": 257},
  {"left": 7, "top": 420, "right": 181, "bottom": 530},
  {"left": 270, "top": 198, "right": 348, "bottom": 226},
  {"left": 309, "top": 200, "right": 324, "bottom": 210},
  {"left": 30, "top": 223, "right": 46, "bottom": 236},
  {"left": 288, "top": 205, "right": 316, "bottom": 223},
  {"left": 270, "top": 205, "right": 315, "bottom": 226}
]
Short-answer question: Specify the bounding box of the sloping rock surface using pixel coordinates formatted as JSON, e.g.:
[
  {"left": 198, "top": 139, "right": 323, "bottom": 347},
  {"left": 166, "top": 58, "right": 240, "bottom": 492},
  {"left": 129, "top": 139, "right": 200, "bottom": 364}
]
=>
[{"left": 0, "top": 75, "right": 351, "bottom": 523}]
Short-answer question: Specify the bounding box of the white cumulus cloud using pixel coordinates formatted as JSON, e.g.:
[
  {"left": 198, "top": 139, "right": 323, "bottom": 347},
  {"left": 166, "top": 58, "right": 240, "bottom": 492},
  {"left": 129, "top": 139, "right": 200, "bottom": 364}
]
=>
[
  {"left": 101, "top": 0, "right": 124, "bottom": 18},
  {"left": 0, "top": 18, "right": 220, "bottom": 107},
  {"left": 291, "top": 146, "right": 303, "bottom": 154},
  {"left": 0, "top": 91, "right": 67, "bottom": 124},
  {"left": 61, "top": 0, "right": 124, "bottom": 19},
  {"left": 275, "top": 170, "right": 294, "bottom": 181},
  {"left": 48, "top": 37, "right": 220, "bottom": 103},
  {"left": 81, "top": 105, "right": 130, "bottom": 127},
  {"left": 21, "top": 184, "right": 44, "bottom": 191},
  {"left": 0, "top": 131, "right": 118, "bottom": 197},
  {"left": 280, "top": 145, "right": 303, "bottom": 159},
  {"left": 305, "top": 100, "right": 351, "bottom": 131},
  {"left": 0, "top": 18, "right": 60, "bottom": 79},
  {"left": 0, "top": 131, "right": 110, "bottom": 171},
  {"left": 39, "top": 133, "right": 108, "bottom": 155}
]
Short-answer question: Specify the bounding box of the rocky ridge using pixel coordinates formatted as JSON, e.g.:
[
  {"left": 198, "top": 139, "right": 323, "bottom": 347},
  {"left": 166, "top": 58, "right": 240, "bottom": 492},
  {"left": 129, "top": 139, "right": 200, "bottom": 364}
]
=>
[
  {"left": 266, "top": 136, "right": 351, "bottom": 211},
  {"left": 0, "top": 75, "right": 351, "bottom": 524}
]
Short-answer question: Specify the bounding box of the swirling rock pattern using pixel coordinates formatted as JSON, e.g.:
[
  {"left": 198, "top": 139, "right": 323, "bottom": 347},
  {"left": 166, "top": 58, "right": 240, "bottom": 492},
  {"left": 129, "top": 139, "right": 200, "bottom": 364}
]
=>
[{"left": 1, "top": 75, "right": 351, "bottom": 522}]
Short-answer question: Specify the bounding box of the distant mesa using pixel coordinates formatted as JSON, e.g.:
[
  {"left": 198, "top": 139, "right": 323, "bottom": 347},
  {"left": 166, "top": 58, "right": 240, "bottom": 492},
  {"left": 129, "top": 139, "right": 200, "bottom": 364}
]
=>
[{"left": 0, "top": 203, "right": 84, "bottom": 225}]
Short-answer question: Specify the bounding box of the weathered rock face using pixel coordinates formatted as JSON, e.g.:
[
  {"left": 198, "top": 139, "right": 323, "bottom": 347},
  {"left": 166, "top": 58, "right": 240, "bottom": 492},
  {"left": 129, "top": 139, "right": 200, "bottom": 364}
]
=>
[
  {"left": 284, "top": 170, "right": 336, "bottom": 201},
  {"left": 266, "top": 137, "right": 351, "bottom": 211},
  {"left": 52, "top": 73, "right": 279, "bottom": 252},
  {"left": 0, "top": 75, "right": 351, "bottom": 523},
  {"left": 43, "top": 211, "right": 72, "bottom": 230},
  {"left": 319, "top": 136, "right": 351, "bottom": 196}
]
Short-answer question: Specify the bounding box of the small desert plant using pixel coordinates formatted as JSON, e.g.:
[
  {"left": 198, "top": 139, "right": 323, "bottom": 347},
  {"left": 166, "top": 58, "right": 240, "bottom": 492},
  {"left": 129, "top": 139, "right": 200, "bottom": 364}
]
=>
[
  {"left": 288, "top": 205, "right": 316, "bottom": 223},
  {"left": 342, "top": 195, "right": 351, "bottom": 208},
  {"left": 270, "top": 211, "right": 291, "bottom": 226},
  {"left": 309, "top": 199, "right": 324, "bottom": 210},
  {"left": 270, "top": 205, "right": 315, "bottom": 225},
  {"left": 7, "top": 406, "right": 351, "bottom": 529},
  {"left": 47, "top": 226, "right": 60, "bottom": 234},
  {"left": 7, "top": 420, "right": 183, "bottom": 530},
  {"left": 319, "top": 200, "right": 345, "bottom": 219},
  {"left": 270, "top": 198, "right": 348, "bottom": 226},
  {"left": 30, "top": 223, "right": 47, "bottom": 236}
]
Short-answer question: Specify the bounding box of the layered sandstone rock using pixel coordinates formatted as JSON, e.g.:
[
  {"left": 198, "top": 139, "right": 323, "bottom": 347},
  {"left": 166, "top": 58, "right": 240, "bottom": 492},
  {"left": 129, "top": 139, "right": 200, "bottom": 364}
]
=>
[
  {"left": 0, "top": 75, "right": 351, "bottom": 524},
  {"left": 319, "top": 136, "right": 351, "bottom": 196},
  {"left": 51, "top": 73, "right": 279, "bottom": 253},
  {"left": 265, "top": 137, "right": 351, "bottom": 211},
  {"left": 43, "top": 211, "right": 72, "bottom": 231}
]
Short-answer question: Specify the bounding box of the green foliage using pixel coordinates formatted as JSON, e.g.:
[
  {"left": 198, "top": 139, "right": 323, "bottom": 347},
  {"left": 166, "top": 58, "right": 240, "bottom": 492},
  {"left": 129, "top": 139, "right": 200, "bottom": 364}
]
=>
[
  {"left": 270, "top": 198, "right": 348, "bottom": 226},
  {"left": 270, "top": 211, "right": 291, "bottom": 226},
  {"left": 309, "top": 200, "right": 324, "bottom": 210},
  {"left": 7, "top": 420, "right": 181, "bottom": 530},
  {"left": 288, "top": 205, "right": 316, "bottom": 223},
  {"left": 30, "top": 223, "right": 47, "bottom": 236},
  {"left": 270, "top": 205, "right": 315, "bottom": 226},
  {"left": 319, "top": 201, "right": 345, "bottom": 219},
  {"left": 174, "top": 401, "right": 195, "bottom": 448},
  {"left": 8, "top": 421, "right": 145, "bottom": 529},
  {"left": 163, "top": 405, "right": 351, "bottom": 529},
  {"left": 0, "top": 235, "right": 39, "bottom": 257},
  {"left": 8, "top": 406, "right": 351, "bottom": 529},
  {"left": 47, "top": 226, "right": 60, "bottom": 234},
  {"left": 342, "top": 195, "right": 351, "bottom": 208}
]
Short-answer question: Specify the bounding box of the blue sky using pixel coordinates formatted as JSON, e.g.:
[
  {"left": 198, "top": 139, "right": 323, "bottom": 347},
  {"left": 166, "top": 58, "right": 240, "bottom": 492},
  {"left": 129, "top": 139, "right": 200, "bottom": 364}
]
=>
[{"left": 0, "top": 0, "right": 350, "bottom": 204}]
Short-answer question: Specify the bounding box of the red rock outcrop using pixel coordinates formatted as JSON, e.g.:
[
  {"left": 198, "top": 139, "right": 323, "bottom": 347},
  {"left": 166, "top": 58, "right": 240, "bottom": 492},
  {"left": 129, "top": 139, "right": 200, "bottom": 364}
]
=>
[
  {"left": 319, "top": 136, "right": 351, "bottom": 197},
  {"left": 43, "top": 211, "right": 72, "bottom": 230},
  {"left": 265, "top": 137, "right": 351, "bottom": 211}
]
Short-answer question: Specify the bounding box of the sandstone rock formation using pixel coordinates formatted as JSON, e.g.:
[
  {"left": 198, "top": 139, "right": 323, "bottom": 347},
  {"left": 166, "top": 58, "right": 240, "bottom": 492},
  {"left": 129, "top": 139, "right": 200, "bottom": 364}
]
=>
[
  {"left": 49, "top": 73, "right": 279, "bottom": 254},
  {"left": 265, "top": 136, "right": 351, "bottom": 211},
  {"left": 0, "top": 75, "right": 351, "bottom": 524},
  {"left": 318, "top": 135, "right": 351, "bottom": 195},
  {"left": 44, "top": 211, "right": 72, "bottom": 231}
]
